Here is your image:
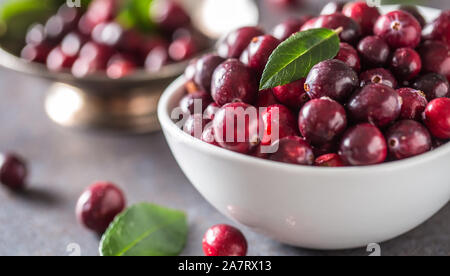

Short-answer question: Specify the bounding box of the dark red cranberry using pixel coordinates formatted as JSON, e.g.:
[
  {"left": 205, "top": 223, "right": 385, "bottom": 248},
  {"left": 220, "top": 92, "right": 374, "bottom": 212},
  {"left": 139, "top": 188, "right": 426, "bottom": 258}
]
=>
[
  {"left": 168, "top": 37, "right": 197, "bottom": 61},
  {"left": 183, "top": 114, "right": 209, "bottom": 139},
  {"left": 390, "top": 48, "right": 422, "bottom": 81},
  {"left": 422, "top": 10, "right": 450, "bottom": 45},
  {"left": 61, "top": 32, "right": 86, "bottom": 57},
  {"left": 211, "top": 59, "right": 258, "bottom": 105},
  {"left": 268, "top": 136, "right": 314, "bottom": 165},
  {"left": 25, "top": 24, "right": 46, "bottom": 46},
  {"left": 139, "top": 36, "right": 168, "bottom": 59},
  {"left": 373, "top": 10, "right": 422, "bottom": 49},
  {"left": 251, "top": 144, "right": 270, "bottom": 159},
  {"left": 46, "top": 46, "right": 77, "bottom": 72},
  {"left": 0, "top": 153, "right": 27, "bottom": 190},
  {"left": 217, "top": 27, "right": 265, "bottom": 59},
  {"left": 432, "top": 138, "right": 449, "bottom": 149},
  {"left": 212, "top": 102, "right": 260, "bottom": 154},
  {"left": 335, "top": 42, "right": 361, "bottom": 72},
  {"left": 240, "top": 35, "right": 280, "bottom": 77},
  {"left": 204, "top": 102, "right": 220, "bottom": 120},
  {"left": 260, "top": 104, "right": 298, "bottom": 145},
  {"left": 397, "top": 88, "right": 428, "bottom": 121},
  {"left": 201, "top": 124, "right": 219, "bottom": 146},
  {"left": 256, "top": 89, "right": 279, "bottom": 108},
  {"left": 339, "top": 123, "right": 387, "bottom": 166},
  {"left": 418, "top": 41, "right": 450, "bottom": 82},
  {"left": 315, "top": 153, "right": 345, "bottom": 167},
  {"left": 179, "top": 91, "right": 213, "bottom": 115},
  {"left": 320, "top": 1, "right": 347, "bottom": 15},
  {"left": 202, "top": 224, "right": 247, "bottom": 256},
  {"left": 272, "top": 78, "right": 309, "bottom": 109},
  {"left": 424, "top": 98, "right": 450, "bottom": 139},
  {"left": 271, "top": 16, "right": 313, "bottom": 41},
  {"left": 360, "top": 68, "right": 397, "bottom": 88},
  {"left": 193, "top": 54, "right": 225, "bottom": 93},
  {"left": 357, "top": 36, "right": 390, "bottom": 67},
  {"left": 348, "top": 83, "right": 402, "bottom": 128},
  {"left": 299, "top": 97, "right": 347, "bottom": 147},
  {"left": 21, "top": 43, "right": 52, "bottom": 64},
  {"left": 342, "top": 1, "right": 380, "bottom": 36},
  {"left": 106, "top": 54, "right": 136, "bottom": 79},
  {"left": 150, "top": 0, "right": 191, "bottom": 32},
  {"left": 312, "top": 142, "right": 338, "bottom": 157},
  {"left": 145, "top": 46, "right": 169, "bottom": 72},
  {"left": 386, "top": 120, "right": 432, "bottom": 160},
  {"left": 76, "top": 181, "right": 126, "bottom": 234},
  {"left": 399, "top": 5, "right": 426, "bottom": 27},
  {"left": 413, "top": 73, "right": 450, "bottom": 100},
  {"left": 301, "top": 13, "right": 361, "bottom": 44},
  {"left": 304, "top": 59, "right": 359, "bottom": 103}
]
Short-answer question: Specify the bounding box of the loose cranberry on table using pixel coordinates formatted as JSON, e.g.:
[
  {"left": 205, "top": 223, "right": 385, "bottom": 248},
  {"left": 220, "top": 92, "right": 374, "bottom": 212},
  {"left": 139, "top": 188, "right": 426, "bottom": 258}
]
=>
[
  {"left": 260, "top": 104, "right": 298, "bottom": 146},
  {"left": 413, "top": 73, "right": 450, "bottom": 100},
  {"left": 320, "top": 1, "right": 347, "bottom": 15},
  {"left": 390, "top": 48, "right": 422, "bottom": 81},
  {"left": 202, "top": 224, "right": 247, "bottom": 256},
  {"left": 301, "top": 13, "right": 361, "bottom": 44},
  {"left": 217, "top": 26, "right": 265, "bottom": 59},
  {"left": 183, "top": 114, "right": 209, "bottom": 139},
  {"left": 268, "top": 136, "right": 315, "bottom": 165},
  {"left": 272, "top": 78, "right": 309, "bottom": 109},
  {"left": 424, "top": 98, "right": 450, "bottom": 140},
  {"left": 179, "top": 91, "right": 213, "bottom": 115},
  {"left": 357, "top": 36, "right": 390, "bottom": 67},
  {"left": 256, "top": 89, "right": 280, "bottom": 108},
  {"left": 240, "top": 35, "right": 280, "bottom": 77},
  {"left": 76, "top": 181, "right": 126, "bottom": 233},
  {"left": 418, "top": 40, "right": 450, "bottom": 83},
  {"left": 386, "top": 120, "right": 432, "bottom": 160},
  {"left": 397, "top": 88, "right": 428, "bottom": 121},
  {"left": 359, "top": 68, "right": 398, "bottom": 89},
  {"left": 0, "top": 153, "right": 28, "bottom": 190},
  {"left": 422, "top": 10, "right": 450, "bottom": 46},
  {"left": 342, "top": 1, "right": 380, "bottom": 36},
  {"left": 271, "top": 16, "right": 313, "bottom": 41},
  {"left": 315, "top": 153, "right": 345, "bottom": 167},
  {"left": 335, "top": 43, "right": 361, "bottom": 72}
]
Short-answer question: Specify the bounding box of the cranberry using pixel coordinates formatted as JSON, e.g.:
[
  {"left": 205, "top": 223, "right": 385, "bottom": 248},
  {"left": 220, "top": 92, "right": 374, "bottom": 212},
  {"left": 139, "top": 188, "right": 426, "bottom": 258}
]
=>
[
  {"left": 299, "top": 97, "right": 347, "bottom": 147},
  {"left": 106, "top": 54, "right": 136, "bottom": 79},
  {"left": 373, "top": 10, "right": 422, "bottom": 49},
  {"left": 183, "top": 114, "right": 209, "bottom": 139},
  {"left": 399, "top": 5, "right": 426, "bottom": 27},
  {"left": 357, "top": 36, "right": 390, "bottom": 67},
  {"left": 422, "top": 10, "right": 450, "bottom": 45},
  {"left": 268, "top": 136, "right": 315, "bottom": 165},
  {"left": 79, "top": 41, "right": 114, "bottom": 67},
  {"left": 348, "top": 83, "right": 402, "bottom": 128},
  {"left": 260, "top": 104, "right": 298, "bottom": 145},
  {"left": 72, "top": 58, "right": 102, "bottom": 78},
  {"left": 267, "top": 0, "right": 298, "bottom": 8},
  {"left": 211, "top": 59, "right": 258, "bottom": 105},
  {"left": 168, "top": 37, "right": 197, "bottom": 62},
  {"left": 339, "top": 123, "right": 387, "bottom": 166},
  {"left": 342, "top": 1, "right": 380, "bottom": 36},
  {"left": 304, "top": 59, "right": 359, "bottom": 103},
  {"left": 202, "top": 224, "right": 247, "bottom": 256},
  {"left": 145, "top": 46, "right": 169, "bottom": 72},
  {"left": 335, "top": 43, "right": 361, "bottom": 72},
  {"left": 360, "top": 68, "right": 397, "bottom": 88},
  {"left": 256, "top": 89, "right": 279, "bottom": 108},
  {"left": 139, "top": 36, "right": 168, "bottom": 59},
  {"left": 57, "top": 4, "right": 81, "bottom": 28},
  {"left": 413, "top": 73, "right": 450, "bottom": 100},
  {"left": 390, "top": 48, "right": 422, "bottom": 81},
  {"left": 21, "top": 43, "right": 52, "bottom": 63},
  {"left": 61, "top": 32, "right": 86, "bottom": 57},
  {"left": 272, "top": 78, "right": 309, "bottom": 109},
  {"left": 25, "top": 24, "right": 46, "bottom": 46},
  {"left": 418, "top": 41, "right": 450, "bottom": 82},
  {"left": 397, "top": 88, "right": 428, "bottom": 121},
  {"left": 315, "top": 153, "right": 345, "bottom": 167},
  {"left": 0, "top": 153, "right": 27, "bottom": 190},
  {"left": 251, "top": 144, "right": 270, "bottom": 159},
  {"left": 76, "top": 181, "right": 126, "bottom": 234},
  {"left": 86, "top": 0, "right": 117, "bottom": 23},
  {"left": 45, "top": 15, "right": 69, "bottom": 42},
  {"left": 386, "top": 120, "right": 432, "bottom": 160},
  {"left": 217, "top": 27, "right": 265, "bottom": 59},
  {"left": 240, "top": 35, "right": 280, "bottom": 77},
  {"left": 201, "top": 124, "right": 219, "bottom": 146},
  {"left": 433, "top": 138, "right": 449, "bottom": 149},
  {"left": 212, "top": 102, "right": 260, "bottom": 154},
  {"left": 300, "top": 17, "right": 319, "bottom": 31},
  {"left": 301, "top": 13, "right": 361, "bottom": 44},
  {"left": 150, "top": 0, "right": 191, "bottom": 32},
  {"left": 193, "top": 54, "right": 225, "bottom": 93},
  {"left": 78, "top": 14, "right": 98, "bottom": 36},
  {"left": 91, "top": 22, "right": 123, "bottom": 47},
  {"left": 204, "top": 102, "right": 220, "bottom": 120},
  {"left": 320, "top": 2, "right": 346, "bottom": 15},
  {"left": 424, "top": 98, "right": 450, "bottom": 139},
  {"left": 179, "top": 91, "right": 213, "bottom": 115},
  {"left": 271, "top": 16, "right": 313, "bottom": 41},
  {"left": 46, "top": 46, "right": 77, "bottom": 72},
  {"left": 312, "top": 142, "right": 338, "bottom": 157}
]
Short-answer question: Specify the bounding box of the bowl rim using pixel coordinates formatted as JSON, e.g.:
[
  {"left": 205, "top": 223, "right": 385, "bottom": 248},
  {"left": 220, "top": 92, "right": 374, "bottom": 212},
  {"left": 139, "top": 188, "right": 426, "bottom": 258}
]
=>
[{"left": 158, "top": 76, "right": 450, "bottom": 175}]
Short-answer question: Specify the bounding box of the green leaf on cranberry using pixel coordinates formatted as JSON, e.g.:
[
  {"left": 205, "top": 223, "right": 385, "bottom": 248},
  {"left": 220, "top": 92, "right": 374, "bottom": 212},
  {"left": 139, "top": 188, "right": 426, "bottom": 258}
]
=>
[
  {"left": 100, "top": 203, "right": 188, "bottom": 256},
  {"left": 259, "top": 28, "right": 340, "bottom": 90}
]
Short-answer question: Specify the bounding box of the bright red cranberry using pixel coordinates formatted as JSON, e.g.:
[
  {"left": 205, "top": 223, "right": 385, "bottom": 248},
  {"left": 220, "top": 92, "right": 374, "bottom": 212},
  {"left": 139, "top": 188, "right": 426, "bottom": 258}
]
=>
[
  {"left": 320, "top": 1, "right": 347, "bottom": 15},
  {"left": 76, "top": 181, "right": 126, "bottom": 234},
  {"left": 145, "top": 46, "right": 169, "bottom": 72},
  {"left": 260, "top": 104, "right": 298, "bottom": 146},
  {"left": 211, "top": 59, "right": 258, "bottom": 105},
  {"left": 203, "top": 224, "right": 247, "bottom": 256},
  {"left": 315, "top": 153, "right": 345, "bottom": 167},
  {"left": 106, "top": 54, "right": 136, "bottom": 79},
  {"left": 193, "top": 54, "right": 225, "bottom": 93},
  {"left": 272, "top": 78, "right": 309, "bottom": 109},
  {"left": 424, "top": 98, "right": 450, "bottom": 139},
  {"left": 390, "top": 48, "right": 422, "bottom": 81},
  {"left": 201, "top": 124, "right": 219, "bottom": 146},
  {"left": 299, "top": 97, "right": 347, "bottom": 147},
  {"left": 300, "top": 17, "right": 319, "bottom": 31},
  {"left": 256, "top": 89, "right": 279, "bottom": 108},
  {"left": 61, "top": 32, "right": 86, "bottom": 57},
  {"left": 339, "top": 123, "right": 387, "bottom": 166},
  {"left": 271, "top": 16, "right": 313, "bottom": 41},
  {"left": 301, "top": 13, "right": 361, "bottom": 44},
  {"left": 169, "top": 37, "right": 197, "bottom": 61},
  {"left": 374, "top": 10, "right": 422, "bottom": 49},
  {"left": 422, "top": 10, "right": 450, "bottom": 45},
  {"left": 25, "top": 24, "right": 46, "bottom": 46},
  {"left": 217, "top": 27, "right": 265, "bottom": 59},
  {"left": 413, "top": 73, "right": 450, "bottom": 100},
  {"left": 179, "top": 91, "right": 213, "bottom": 115},
  {"left": 386, "top": 120, "right": 432, "bottom": 160},
  {"left": 335, "top": 42, "right": 361, "bottom": 72},
  {"left": 360, "top": 68, "right": 398, "bottom": 88},
  {"left": 357, "top": 36, "right": 390, "bottom": 67},
  {"left": 305, "top": 59, "right": 359, "bottom": 103},
  {"left": 46, "top": 46, "right": 77, "bottom": 72},
  {"left": 21, "top": 43, "right": 52, "bottom": 63},
  {"left": 212, "top": 102, "right": 260, "bottom": 154},
  {"left": 204, "top": 102, "right": 220, "bottom": 120},
  {"left": 342, "top": 1, "right": 380, "bottom": 36},
  {"left": 348, "top": 83, "right": 402, "bottom": 128},
  {"left": 397, "top": 88, "right": 428, "bottom": 121},
  {"left": 268, "top": 136, "right": 315, "bottom": 165},
  {"left": 418, "top": 40, "right": 450, "bottom": 82},
  {"left": 150, "top": 0, "right": 191, "bottom": 32},
  {"left": 183, "top": 114, "right": 209, "bottom": 139},
  {"left": 0, "top": 153, "right": 27, "bottom": 190},
  {"left": 240, "top": 35, "right": 280, "bottom": 77}
]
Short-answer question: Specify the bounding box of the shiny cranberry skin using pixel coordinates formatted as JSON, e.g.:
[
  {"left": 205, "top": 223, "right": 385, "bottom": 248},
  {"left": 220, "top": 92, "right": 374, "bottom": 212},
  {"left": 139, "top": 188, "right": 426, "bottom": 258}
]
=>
[
  {"left": 145, "top": 46, "right": 169, "bottom": 72},
  {"left": 413, "top": 73, "right": 450, "bottom": 100},
  {"left": 204, "top": 102, "right": 220, "bottom": 120},
  {"left": 218, "top": 27, "right": 265, "bottom": 59},
  {"left": 397, "top": 88, "right": 428, "bottom": 121},
  {"left": 201, "top": 124, "right": 219, "bottom": 146},
  {"left": 335, "top": 43, "right": 361, "bottom": 72},
  {"left": 46, "top": 46, "right": 77, "bottom": 72},
  {"left": 79, "top": 41, "right": 114, "bottom": 67},
  {"left": 299, "top": 97, "right": 347, "bottom": 147},
  {"left": 357, "top": 36, "right": 390, "bottom": 67},
  {"left": 183, "top": 114, "right": 209, "bottom": 139},
  {"left": 150, "top": 0, "right": 190, "bottom": 32},
  {"left": 342, "top": 1, "right": 380, "bottom": 36},
  {"left": 399, "top": 5, "right": 426, "bottom": 27},
  {"left": 348, "top": 84, "right": 402, "bottom": 128},
  {"left": 268, "top": 136, "right": 314, "bottom": 165},
  {"left": 272, "top": 78, "right": 309, "bottom": 109},
  {"left": 424, "top": 98, "right": 450, "bottom": 139},
  {"left": 256, "top": 89, "right": 279, "bottom": 108},
  {"left": 360, "top": 68, "right": 397, "bottom": 88},
  {"left": 418, "top": 41, "right": 450, "bottom": 82},
  {"left": 374, "top": 10, "right": 422, "bottom": 49},
  {"left": 386, "top": 120, "right": 432, "bottom": 160},
  {"left": 320, "top": 2, "right": 346, "bottom": 15},
  {"left": 240, "top": 35, "right": 280, "bottom": 77},
  {"left": 315, "top": 153, "right": 345, "bottom": 167},
  {"left": 169, "top": 37, "right": 197, "bottom": 61},
  {"left": 91, "top": 22, "right": 123, "bottom": 47},
  {"left": 106, "top": 55, "right": 136, "bottom": 79},
  {"left": 339, "top": 123, "right": 387, "bottom": 166},
  {"left": 271, "top": 16, "right": 312, "bottom": 41},
  {"left": 211, "top": 59, "right": 258, "bottom": 105},
  {"left": 390, "top": 48, "right": 422, "bottom": 81},
  {"left": 179, "top": 91, "right": 213, "bottom": 115},
  {"left": 61, "top": 32, "right": 86, "bottom": 57},
  {"left": 202, "top": 224, "right": 247, "bottom": 256},
  {"left": 422, "top": 11, "right": 450, "bottom": 46},
  {"left": 0, "top": 153, "right": 27, "bottom": 190},
  {"left": 191, "top": 54, "right": 225, "bottom": 93},
  {"left": 76, "top": 181, "right": 126, "bottom": 234},
  {"left": 26, "top": 24, "right": 46, "bottom": 46},
  {"left": 21, "top": 43, "right": 52, "bottom": 63},
  {"left": 301, "top": 13, "right": 361, "bottom": 44},
  {"left": 305, "top": 59, "right": 359, "bottom": 103},
  {"left": 261, "top": 104, "right": 298, "bottom": 146}
]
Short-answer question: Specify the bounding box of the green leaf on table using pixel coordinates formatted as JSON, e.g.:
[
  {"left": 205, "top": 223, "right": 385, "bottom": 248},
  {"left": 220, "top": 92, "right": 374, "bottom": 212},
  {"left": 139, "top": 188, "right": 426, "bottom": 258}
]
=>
[
  {"left": 100, "top": 203, "right": 188, "bottom": 256},
  {"left": 259, "top": 28, "right": 340, "bottom": 90}
]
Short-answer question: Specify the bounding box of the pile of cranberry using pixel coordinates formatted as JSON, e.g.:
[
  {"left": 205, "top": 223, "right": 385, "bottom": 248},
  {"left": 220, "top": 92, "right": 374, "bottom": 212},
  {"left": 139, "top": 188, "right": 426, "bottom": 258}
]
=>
[
  {"left": 20, "top": 0, "right": 205, "bottom": 79},
  {"left": 178, "top": 2, "right": 450, "bottom": 167}
]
